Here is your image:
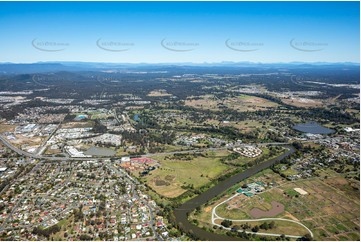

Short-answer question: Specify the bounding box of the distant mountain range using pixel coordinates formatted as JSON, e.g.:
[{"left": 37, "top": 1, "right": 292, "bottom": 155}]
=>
[{"left": 0, "top": 61, "right": 359, "bottom": 74}]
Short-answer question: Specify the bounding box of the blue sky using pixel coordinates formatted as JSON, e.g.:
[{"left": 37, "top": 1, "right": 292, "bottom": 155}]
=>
[{"left": 0, "top": 1, "right": 359, "bottom": 63}]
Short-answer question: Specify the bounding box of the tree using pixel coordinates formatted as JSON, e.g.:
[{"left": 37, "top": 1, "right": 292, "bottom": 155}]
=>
[
  {"left": 79, "top": 234, "right": 92, "bottom": 241},
  {"left": 221, "top": 219, "right": 233, "bottom": 228},
  {"left": 231, "top": 225, "right": 240, "bottom": 232},
  {"left": 260, "top": 222, "right": 269, "bottom": 230},
  {"left": 269, "top": 221, "right": 276, "bottom": 229},
  {"left": 300, "top": 233, "right": 313, "bottom": 241},
  {"left": 251, "top": 225, "right": 259, "bottom": 232}
]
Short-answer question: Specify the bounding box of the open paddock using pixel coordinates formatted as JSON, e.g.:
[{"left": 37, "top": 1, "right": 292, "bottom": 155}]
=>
[
  {"left": 140, "top": 150, "right": 233, "bottom": 198},
  {"left": 185, "top": 94, "right": 280, "bottom": 112}
]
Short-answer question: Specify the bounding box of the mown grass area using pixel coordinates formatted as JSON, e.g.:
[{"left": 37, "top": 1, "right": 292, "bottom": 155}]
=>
[
  {"left": 216, "top": 219, "right": 310, "bottom": 237},
  {"left": 215, "top": 201, "right": 252, "bottom": 220},
  {"left": 204, "top": 119, "right": 266, "bottom": 133},
  {"left": 160, "top": 144, "right": 194, "bottom": 153}
]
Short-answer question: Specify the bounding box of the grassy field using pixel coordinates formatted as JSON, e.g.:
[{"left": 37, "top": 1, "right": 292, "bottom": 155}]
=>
[
  {"left": 280, "top": 97, "right": 323, "bottom": 108},
  {"left": 140, "top": 150, "right": 233, "bottom": 198},
  {"left": 205, "top": 119, "right": 266, "bottom": 133},
  {"left": 60, "top": 121, "right": 94, "bottom": 129},
  {"left": 185, "top": 94, "right": 279, "bottom": 112},
  {"left": 213, "top": 219, "right": 310, "bottom": 237},
  {"left": 115, "top": 148, "right": 130, "bottom": 156},
  {"left": 90, "top": 113, "right": 113, "bottom": 119},
  {"left": 185, "top": 95, "right": 220, "bottom": 111},
  {"left": 159, "top": 144, "right": 194, "bottom": 153},
  {"left": 147, "top": 90, "right": 172, "bottom": 97},
  {"left": 227, "top": 94, "right": 279, "bottom": 112}
]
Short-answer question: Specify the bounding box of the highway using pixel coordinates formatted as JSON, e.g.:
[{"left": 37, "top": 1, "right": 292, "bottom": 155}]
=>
[{"left": 1, "top": 134, "right": 290, "bottom": 162}]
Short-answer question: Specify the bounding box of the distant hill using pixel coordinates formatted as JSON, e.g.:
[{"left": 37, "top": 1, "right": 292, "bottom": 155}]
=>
[
  {"left": 0, "top": 63, "right": 92, "bottom": 74},
  {"left": 0, "top": 61, "right": 358, "bottom": 74}
]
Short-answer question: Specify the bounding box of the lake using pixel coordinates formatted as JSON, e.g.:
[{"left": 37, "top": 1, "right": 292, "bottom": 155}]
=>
[
  {"left": 293, "top": 122, "right": 335, "bottom": 134},
  {"left": 133, "top": 114, "right": 140, "bottom": 121}
]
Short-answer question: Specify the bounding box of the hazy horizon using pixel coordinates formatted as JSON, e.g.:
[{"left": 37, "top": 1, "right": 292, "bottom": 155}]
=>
[{"left": 0, "top": 60, "right": 360, "bottom": 65}]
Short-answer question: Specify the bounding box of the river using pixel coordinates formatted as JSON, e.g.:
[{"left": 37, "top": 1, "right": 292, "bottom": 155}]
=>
[{"left": 173, "top": 146, "right": 296, "bottom": 241}]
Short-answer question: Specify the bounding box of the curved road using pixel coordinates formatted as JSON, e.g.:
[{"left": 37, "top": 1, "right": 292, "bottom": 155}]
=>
[
  {"left": 173, "top": 146, "right": 296, "bottom": 241},
  {"left": 212, "top": 193, "right": 313, "bottom": 239}
]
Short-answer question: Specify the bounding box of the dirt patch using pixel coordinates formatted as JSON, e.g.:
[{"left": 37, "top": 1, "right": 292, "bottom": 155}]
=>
[
  {"left": 186, "top": 94, "right": 278, "bottom": 112},
  {"left": 185, "top": 97, "right": 219, "bottom": 110},
  {"left": 165, "top": 175, "right": 175, "bottom": 182},
  {"left": 325, "top": 177, "right": 348, "bottom": 186},
  {"left": 154, "top": 177, "right": 170, "bottom": 186},
  {"left": 148, "top": 90, "right": 172, "bottom": 97},
  {"left": 0, "top": 124, "right": 16, "bottom": 133},
  {"left": 204, "top": 206, "right": 212, "bottom": 213},
  {"left": 281, "top": 98, "right": 323, "bottom": 108},
  {"left": 283, "top": 211, "right": 299, "bottom": 221},
  {"left": 160, "top": 188, "right": 185, "bottom": 198},
  {"left": 61, "top": 122, "right": 93, "bottom": 129},
  {"left": 10, "top": 135, "right": 44, "bottom": 146},
  {"left": 249, "top": 201, "right": 285, "bottom": 218}
]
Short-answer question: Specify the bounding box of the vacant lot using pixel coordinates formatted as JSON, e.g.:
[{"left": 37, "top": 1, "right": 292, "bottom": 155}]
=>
[
  {"left": 0, "top": 123, "right": 16, "bottom": 133},
  {"left": 185, "top": 95, "right": 220, "bottom": 111},
  {"left": 227, "top": 94, "right": 279, "bottom": 111},
  {"left": 205, "top": 119, "right": 266, "bottom": 133},
  {"left": 140, "top": 150, "right": 233, "bottom": 198},
  {"left": 10, "top": 134, "right": 45, "bottom": 149},
  {"left": 281, "top": 97, "right": 323, "bottom": 108},
  {"left": 147, "top": 90, "right": 172, "bottom": 97},
  {"left": 185, "top": 94, "right": 279, "bottom": 112},
  {"left": 60, "top": 121, "right": 94, "bottom": 129}
]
